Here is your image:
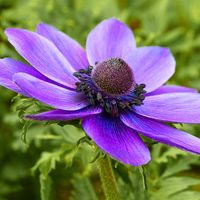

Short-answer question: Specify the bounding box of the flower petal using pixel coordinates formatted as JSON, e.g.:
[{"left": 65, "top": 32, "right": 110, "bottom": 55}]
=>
[
  {"left": 146, "top": 85, "right": 197, "bottom": 96},
  {"left": 126, "top": 47, "right": 175, "bottom": 92},
  {"left": 121, "top": 111, "right": 200, "bottom": 154},
  {"left": 13, "top": 73, "right": 89, "bottom": 111},
  {"left": 26, "top": 106, "right": 102, "bottom": 121},
  {"left": 0, "top": 58, "right": 31, "bottom": 96},
  {"left": 36, "top": 23, "right": 89, "bottom": 70},
  {"left": 86, "top": 18, "right": 136, "bottom": 66},
  {"left": 135, "top": 93, "right": 200, "bottom": 123},
  {"left": 0, "top": 58, "right": 69, "bottom": 96},
  {"left": 5, "top": 28, "right": 77, "bottom": 88},
  {"left": 82, "top": 113, "right": 151, "bottom": 166}
]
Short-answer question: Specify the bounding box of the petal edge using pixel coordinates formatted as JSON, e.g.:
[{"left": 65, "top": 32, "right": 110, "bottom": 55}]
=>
[
  {"left": 86, "top": 18, "right": 136, "bottom": 66},
  {"left": 13, "top": 73, "right": 89, "bottom": 111},
  {"left": 37, "top": 23, "right": 89, "bottom": 70},
  {"left": 26, "top": 106, "right": 102, "bottom": 121},
  {"left": 126, "top": 47, "right": 175, "bottom": 92},
  {"left": 135, "top": 93, "right": 200, "bottom": 123},
  {"left": 121, "top": 111, "right": 200, "bottom": 155},
  {"left": 82, "top": 113, "right": 151, "bottom": 166},
  {"left": 5, "top": 28, "right": 77, "bottom": 88}
]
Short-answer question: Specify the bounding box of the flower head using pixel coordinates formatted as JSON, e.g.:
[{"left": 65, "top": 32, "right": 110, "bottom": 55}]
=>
[
  {"left": 1, "top": 18, "right": 200, "bottom": 166},
  {"left": 73, "top": 58, "right": 146, "bottom": 117}
]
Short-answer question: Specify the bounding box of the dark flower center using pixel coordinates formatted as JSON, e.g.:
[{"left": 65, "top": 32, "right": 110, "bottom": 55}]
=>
[
  {"left": 92, "top": 58, "right": 135, "bottom": 95},
  {"left": 73, "top": 58, "right": 146, "bottom": 117}
]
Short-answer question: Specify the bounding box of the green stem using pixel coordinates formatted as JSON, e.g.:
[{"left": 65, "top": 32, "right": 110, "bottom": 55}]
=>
[{"left": 97, "top": 156, "right": 121, "bottom": 200}]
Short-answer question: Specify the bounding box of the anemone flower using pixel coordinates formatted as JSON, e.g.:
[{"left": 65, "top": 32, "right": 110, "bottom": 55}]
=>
[{"left": 1, "top": 18, "right": 200, "bottom": 166}]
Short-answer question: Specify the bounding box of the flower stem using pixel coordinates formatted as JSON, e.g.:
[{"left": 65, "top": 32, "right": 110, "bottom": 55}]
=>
[{"left": 97, "top": 156, "right": 121, "bottom": 200}]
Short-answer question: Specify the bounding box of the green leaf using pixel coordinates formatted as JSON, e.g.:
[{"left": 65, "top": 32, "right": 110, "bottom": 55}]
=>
[
  {"left": 32, "top": 151, "right": 60, "bottom": 176},
  {"left": 162, "top": 155, "right": 199, "bottom": 178},
  {"left": 156, "top": 148, "right": 187, "bottom": 164},
  {"left": 32, "top": 144, "right": 79, "bottom": 200},
  {"left": 151, "top": 177, "right": 200, "bottom": 200},
  {"left": 170, "top": 191, "right": 200, "bottom": 200},
  {"left": 21, "top": 120, "right": 33, "bottom": 143}
]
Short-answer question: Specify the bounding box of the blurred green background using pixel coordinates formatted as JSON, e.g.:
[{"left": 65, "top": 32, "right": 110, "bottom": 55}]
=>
[{"left": 1, "top": 0, "right": 200, "bottom": 200}]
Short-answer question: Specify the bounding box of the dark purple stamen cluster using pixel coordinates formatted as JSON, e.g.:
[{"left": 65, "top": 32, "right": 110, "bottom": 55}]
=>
[{"left": 73, "top": 59, "right": 146, "bottom": 117}]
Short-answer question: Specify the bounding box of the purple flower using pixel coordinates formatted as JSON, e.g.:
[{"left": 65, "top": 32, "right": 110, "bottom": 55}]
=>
[{"left": 1, "top": 18, "right": 200, "bottom": 166}]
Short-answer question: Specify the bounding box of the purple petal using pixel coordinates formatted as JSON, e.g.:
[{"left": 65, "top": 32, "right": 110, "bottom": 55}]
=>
[
  {"left": 13, "top": 73, "right": 89, "bottom": 111},
  {"left": 86, "top": 18, "right": 136, "bottom": 66},
  {"left": 5, "top": 28, "right": 77, "bottom": 88},
  {"left": 82, "top": 113, "right": 151, "bottom": 166},
  {"left": 26, "top": 106, "right": 102, "bottom": 121},
  {"left": 0, "top": 58, "right": 31, "bottom": 96},
  {"left": 146, "top": 85, "right": 197, "bottom": 96},
  {"left": 135, "top": 93, "right": 200, "bottom": 123},
  {"left": 0, "top": 58, "right": 70, "bottom": 96},
  {"left": 36, "top": 23, "right": 89, "bottom": 70},
  {"left": 121, "top": 111, "right": 200, "bottom": 155},
  {"left": 126, "top": 47, "right": 175, "bottom": 92}
]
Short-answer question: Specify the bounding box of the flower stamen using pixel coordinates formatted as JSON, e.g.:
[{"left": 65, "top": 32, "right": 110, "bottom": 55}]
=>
[{"left": 73, "top": 60, "right": 146, "bottom": 117}]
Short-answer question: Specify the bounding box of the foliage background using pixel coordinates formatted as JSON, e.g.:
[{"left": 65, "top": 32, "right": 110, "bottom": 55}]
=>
[{"left": 0, "top": 0, "right": 200, "bottom": 199}]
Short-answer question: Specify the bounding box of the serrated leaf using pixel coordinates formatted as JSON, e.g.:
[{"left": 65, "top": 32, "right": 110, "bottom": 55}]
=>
[
  {"left": 32, "top": 151, "right": 60, "bottom": 176},
  {"left": 162, "top": 155, "right": 199, "bottom": 178},
  {"left": 156, "top": 148, "right": 187, "bottom": 164},
  {"left": 21, "top": 120, "right": 33, "bottom": 143}
]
